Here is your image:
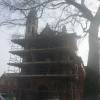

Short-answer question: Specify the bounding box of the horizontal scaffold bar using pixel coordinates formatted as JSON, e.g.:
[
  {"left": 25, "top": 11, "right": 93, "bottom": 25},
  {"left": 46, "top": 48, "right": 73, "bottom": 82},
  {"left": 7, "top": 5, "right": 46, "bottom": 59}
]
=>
[
  {"left": 9, "top": 47, "right": 76, "bottom": 56},
  {"left": 9, "top": 74, "right": 79, "bottom": 78},
  {"left": 8, "top": 60, "right": 78, "bottom": 67}
]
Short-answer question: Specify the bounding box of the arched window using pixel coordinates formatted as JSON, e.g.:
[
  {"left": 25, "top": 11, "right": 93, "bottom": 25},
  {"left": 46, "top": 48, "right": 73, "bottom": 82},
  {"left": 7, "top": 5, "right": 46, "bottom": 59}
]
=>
[{"left": 37, "top": 85, "right": 48, "bottom": 100}]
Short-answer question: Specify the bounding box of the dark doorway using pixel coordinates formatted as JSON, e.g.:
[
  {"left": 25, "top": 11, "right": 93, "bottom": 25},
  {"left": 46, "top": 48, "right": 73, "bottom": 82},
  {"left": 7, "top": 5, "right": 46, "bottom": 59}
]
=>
[{"left": 37, "top": 85, "right": 48, "bottom": 100}]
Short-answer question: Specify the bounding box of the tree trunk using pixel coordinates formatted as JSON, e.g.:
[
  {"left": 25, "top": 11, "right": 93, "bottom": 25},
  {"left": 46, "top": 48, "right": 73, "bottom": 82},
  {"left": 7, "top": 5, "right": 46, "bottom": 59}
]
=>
[
  {"left": 88, "top": 20, "right": 99, "bottom": 73},
  {"left": 84, "top": 19, "right": 100, "bottom": 100}
]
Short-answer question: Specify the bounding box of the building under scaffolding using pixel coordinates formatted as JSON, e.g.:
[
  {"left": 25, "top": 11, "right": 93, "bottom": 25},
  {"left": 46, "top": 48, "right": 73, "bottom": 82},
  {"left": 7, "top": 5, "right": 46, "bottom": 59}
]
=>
[{"left": 8, "top": 9, "right": 85, "bottom": 100}]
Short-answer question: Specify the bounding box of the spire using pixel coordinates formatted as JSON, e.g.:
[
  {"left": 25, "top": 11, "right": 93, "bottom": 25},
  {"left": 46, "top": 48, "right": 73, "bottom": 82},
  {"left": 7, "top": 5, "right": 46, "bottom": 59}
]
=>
[
  {"left": 62, "top": 25, "right": 67, "bottom": 34},
  {"left": 44, "top": 23, "right": 50, "bottom": 34},
  {"left": 25, "top": 9, "right": 38, "bottom": 37},
  {"left": 40, "top": 23, "right": 55, "bottom": 36},
  {"left": 26, "top": 9, "right": 37, "bottom": 24}
]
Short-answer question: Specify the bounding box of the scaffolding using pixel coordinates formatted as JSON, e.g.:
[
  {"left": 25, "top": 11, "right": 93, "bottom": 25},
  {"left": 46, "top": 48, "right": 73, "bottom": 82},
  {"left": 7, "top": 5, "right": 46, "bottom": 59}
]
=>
[
  {"left": 7, "top": 34, "right": 24, "bottom": 73},
  {"left": 8, "top": 31, "right": 85, "bottom": 100}
]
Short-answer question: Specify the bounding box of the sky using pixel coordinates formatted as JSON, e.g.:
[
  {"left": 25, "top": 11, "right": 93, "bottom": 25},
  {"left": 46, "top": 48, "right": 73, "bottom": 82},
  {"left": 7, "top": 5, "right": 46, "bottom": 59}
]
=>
[
  {"left": 0, "top": 27, "right": 11, "bottom": 76},
  {"left": 0, "top": 26, "right": 25, "bottom": 76},
  {"left": 0, "top": 0, "right": 100, "bottom": 76}
]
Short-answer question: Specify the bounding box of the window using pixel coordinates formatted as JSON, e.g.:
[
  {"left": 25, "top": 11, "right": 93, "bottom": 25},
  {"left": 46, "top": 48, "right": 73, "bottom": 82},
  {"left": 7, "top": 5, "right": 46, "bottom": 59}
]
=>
[
  {"left": 25, "top": 81, "right": 31, "bottom": 89},
  {"left": 0, "top": 96, "right": 2, "bottom": 100},
  {"left": 1, "top": 79, "right": 4, "bottom": 85}
]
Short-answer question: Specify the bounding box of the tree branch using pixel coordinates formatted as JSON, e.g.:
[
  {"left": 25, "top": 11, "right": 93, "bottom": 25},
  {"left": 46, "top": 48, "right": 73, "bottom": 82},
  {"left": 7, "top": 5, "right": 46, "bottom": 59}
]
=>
[
  {"left": 94, "top": 5, "right": 100, "bottom": 25},
  {"left": 65, "top": 0, "right": 94, "bottom": 21}
]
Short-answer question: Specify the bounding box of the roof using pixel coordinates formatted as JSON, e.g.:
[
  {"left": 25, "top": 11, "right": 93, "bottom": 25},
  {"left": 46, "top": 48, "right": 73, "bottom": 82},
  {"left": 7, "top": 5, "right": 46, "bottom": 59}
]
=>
[{"left": 1, "top": 73, "right": 19, "bottom": 78}]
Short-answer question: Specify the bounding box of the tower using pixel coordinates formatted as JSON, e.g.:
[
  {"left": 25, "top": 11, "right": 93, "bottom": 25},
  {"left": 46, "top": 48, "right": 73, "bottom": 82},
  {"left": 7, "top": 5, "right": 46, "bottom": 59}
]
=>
[
  {"left": 8, "top": 10, "right": 85, "bottom": 100},
  {"left": 25, "top": 9, "right": 38, "bottom": 37}
]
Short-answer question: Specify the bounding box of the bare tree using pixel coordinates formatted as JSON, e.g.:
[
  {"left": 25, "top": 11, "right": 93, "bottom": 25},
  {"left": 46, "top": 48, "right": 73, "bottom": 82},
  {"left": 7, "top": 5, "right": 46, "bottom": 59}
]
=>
[{"left": 0, "top": 0, "right": 100, "bottom": 99}]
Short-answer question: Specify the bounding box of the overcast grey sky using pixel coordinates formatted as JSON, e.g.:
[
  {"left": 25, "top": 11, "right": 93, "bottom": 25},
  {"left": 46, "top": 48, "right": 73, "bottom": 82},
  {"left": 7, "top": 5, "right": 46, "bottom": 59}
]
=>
[
  {"left": 0, "top": 26, "right": 25, "bottom": 76},
  {"left": 0, "top": 27, "right": 11, "bottom": 76}
]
